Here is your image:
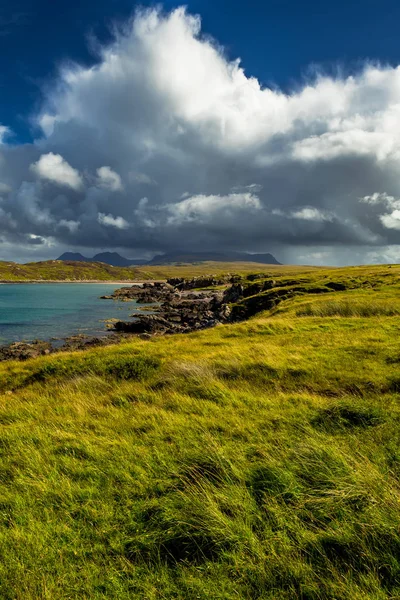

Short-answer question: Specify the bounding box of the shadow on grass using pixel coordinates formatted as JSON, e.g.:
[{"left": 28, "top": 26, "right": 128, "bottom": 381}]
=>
[{"left": 312, "top": 402, "right": 385, "bottom": 432}]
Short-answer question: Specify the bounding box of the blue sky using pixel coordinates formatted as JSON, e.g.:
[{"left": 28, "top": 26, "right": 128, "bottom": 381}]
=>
[
  {"left": 2, "top": 0, "right": 400, "bottom": 144},
  {"left": 1, "top": 1, "right": 400, "bottom": 264}
]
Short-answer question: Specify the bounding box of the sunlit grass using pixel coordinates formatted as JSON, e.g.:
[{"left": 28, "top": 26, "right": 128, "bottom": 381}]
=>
[
  {"left": 296, "top": 298, "right": 400, "bottom": 317},
  {"left": 0, "top": 264, "right": 399, "bottom": 598}
]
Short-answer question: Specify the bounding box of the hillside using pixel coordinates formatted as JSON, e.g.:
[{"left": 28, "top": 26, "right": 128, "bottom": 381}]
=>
[
  {"left": 0, "top": 264, "right": 399, "bottom": 598},
  {"left": 0, "top": 260, "right": 293, "bottom": 282},
  {"left": 147, "top": 251, "right": 281, "bottom": 265},
  {"left": 57, "top": 252, "right": 147, "bottom": 266},
  {"left": 57, "top": 251, "right": 281, "bottom": 266},
  {"left": 0, "top": 260, "right": 137, "bottom": 281}
]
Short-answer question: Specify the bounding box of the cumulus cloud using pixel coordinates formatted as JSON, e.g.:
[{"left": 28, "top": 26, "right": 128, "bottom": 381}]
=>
[
  {"left": 291, "top": 208, "right": 333, "bottom": 222},
  {"left": 360, "top": 192, "right": 400, "bottom": 231},
  {"left": 96, "top": 166, "right": 123, "bottom": 191},
  {"left": 58, "top": 219, "right": 80, "bottom": 233},
  {"left": 97, "top": 212, "right": 129, "bottom": 229},
  {"left": 381, "top": 211, "right": 400, "bottom": 230},
  {"left": 166, "top": 193, "right": 261, "bottom": 224},
  {"left": 0, "top": 6, "right": 400, "bottom": 263},
  {"left": 30, "top": 153, "right": 83, "bottom": 190},
  {"left": 0, "top": 125, "right": 10, "bottom": 144}
]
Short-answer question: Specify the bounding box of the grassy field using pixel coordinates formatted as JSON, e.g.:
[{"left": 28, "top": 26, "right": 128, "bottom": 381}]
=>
[
  {"left": 0, "top": 264, "right": 399, "bottom": 599},
  {"left": 133, "top": 261, "right": 319, "bottom": 280},
  {"left": 0, "top": 260, "right": 293, "bottom": 282},
  {"left": 0, "top": 260, "right": 137, "bottom": 282}
]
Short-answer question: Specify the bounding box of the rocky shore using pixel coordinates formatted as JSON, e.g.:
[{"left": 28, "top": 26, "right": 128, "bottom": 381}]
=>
[
  {"left": 0, "top": 333, "right": 130, "bottom": 362},
  {"left": 0, "top": 274, "right": 340, "bottom": 361},
  {"left": 104, "top": 274, "right": 338, "bottom": 336},
  {"left": 101, "top": 277, "right": 237, "bottom": 335}
]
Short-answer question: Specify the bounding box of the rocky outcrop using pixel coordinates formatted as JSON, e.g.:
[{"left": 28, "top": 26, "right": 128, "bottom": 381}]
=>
[
  {"left": 111, "top": 277, "right": 292, "bottom": 335},
  {"left": 0, "top": 275, "right": 356, "bottom": 361},
  {"left": 103, "top": 282, "right": 179, "bottom": 304},
  {"left": 114, "top": 292, "right": 228, "bottom": 335},
  {"left": 166, "top": 276, "right": 230, "bottom": 291},
  {"left": 0, "top": 341, "right": 52, "bottom": 362},
  {"left": 230, "top": 285, "right": 332, "bottom": 320},
  {"left": 223, "top": 283, "right": 244, "bottom": 303}
]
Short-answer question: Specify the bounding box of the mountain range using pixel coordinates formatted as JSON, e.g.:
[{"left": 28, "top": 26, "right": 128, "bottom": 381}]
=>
[
  {"left": 57, "top": 251, "right": 281, "bottom": 266},
  {"left": 57, "top": 252, "right": 147, "bottom": 267}
]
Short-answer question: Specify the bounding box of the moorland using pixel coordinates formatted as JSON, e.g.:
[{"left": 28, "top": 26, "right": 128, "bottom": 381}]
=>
[
  {"left": 0, "top": 259, "right": 286, "bottom": 282},
  {"left": 0, "top": 262, "right": 399, "bottom": 599}
]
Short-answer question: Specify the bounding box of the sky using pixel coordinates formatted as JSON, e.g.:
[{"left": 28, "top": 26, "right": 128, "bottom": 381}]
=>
[{"left": 1, "top": 1, "right": 400, "bottom": 264}]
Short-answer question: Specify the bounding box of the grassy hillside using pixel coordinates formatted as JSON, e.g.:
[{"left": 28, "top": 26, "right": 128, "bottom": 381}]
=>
[
  {"left": 133, "top": 261, "right": 319, "bottom": 280},
  {"left": 0, "top": 260, "right": 307, "bottom": 282},
  {"left": 0, "top": 265, "right": 399, "bottom": 598},
  {"left": 0, "top": 260, "right": 137, "bottom": 281},
  {"left": 0, "top": 259, "right": 309, "bottom": 282}
]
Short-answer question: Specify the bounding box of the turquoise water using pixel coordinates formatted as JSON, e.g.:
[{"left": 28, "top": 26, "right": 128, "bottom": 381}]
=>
[{"left": 0, "top": 284, "right": 139, "bottom": 345}]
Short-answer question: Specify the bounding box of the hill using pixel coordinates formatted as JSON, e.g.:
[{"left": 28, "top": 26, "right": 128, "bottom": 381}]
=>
[
  {"left": 148, "top": 251, "right": 281, "bottom": 265},
  {"left": 0, "top": 260, "right": 137, "bottom": 281},
  {"left": 0, "top": 260, "right": 290, "bottom": 282},
  {"left": 0, "top": 264, "right": 399, "bottom": 598},
  {"left": 57, "top": 252, "right": 147, "bottom": 266},
  {"left": 57, "top": 250, "right": 281, "bottom": 266}
]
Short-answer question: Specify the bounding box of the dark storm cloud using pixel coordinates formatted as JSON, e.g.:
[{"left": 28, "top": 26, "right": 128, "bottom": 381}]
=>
[{"left": 0, "top": 6, "right": 400, "bottom": 264}]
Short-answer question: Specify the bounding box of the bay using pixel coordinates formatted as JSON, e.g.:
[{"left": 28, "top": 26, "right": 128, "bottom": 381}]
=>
[{"left": 0, "top": 283, "right": 142, "bottom": 345}]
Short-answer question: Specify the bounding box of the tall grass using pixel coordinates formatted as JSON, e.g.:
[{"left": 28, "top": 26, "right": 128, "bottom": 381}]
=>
[
  {"left": 0, "top": 265, "right": 399, "bottom": 598},
  {"left": 296, "top": 299, "right": 400, "bottom": 317}
]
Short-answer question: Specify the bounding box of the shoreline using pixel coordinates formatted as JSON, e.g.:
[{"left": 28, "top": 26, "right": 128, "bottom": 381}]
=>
[
  {"left": 0, "top": 281, "right": 165, "bottom": 358},
  {"left": 0, "top": 280, "right": 163, "bottom": 285}
]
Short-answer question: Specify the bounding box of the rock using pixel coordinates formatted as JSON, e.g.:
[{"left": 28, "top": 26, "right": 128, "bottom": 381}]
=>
[
  {"left": 223, "top": 283, "right": 244, "bottom": 303},
  {"left": 167, "top": 276, "right": 229, "bottom": 291},
  {"left": 108, "top": 282, "right": 178, "bottom": 304},
  {"left": 326, "top": 281, "right": 347, "bottom": 291},
  {"left": 246, "top": 273, "right": 267, "bottom": 282},
  {"left": 0, "top": 340, "right": 53, "bottom": 362}
]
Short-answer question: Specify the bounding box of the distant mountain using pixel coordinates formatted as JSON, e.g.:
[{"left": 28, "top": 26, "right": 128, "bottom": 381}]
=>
[
  {"left": 91, "top": 252, "right": 147, "bottom": 266},
  {"left": 57, "top": 250, "right": 280, "bottom": 266},
  {"left": 57, "top": 252, "right": 146, "bottom": 266},
  {"left": 148, "top": 251, "right": 281, "bottom": 265},
  {"left": 58, "top": 252, "right": 90, "bottom": 262}
]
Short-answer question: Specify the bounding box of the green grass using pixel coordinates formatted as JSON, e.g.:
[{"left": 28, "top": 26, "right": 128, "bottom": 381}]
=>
[
  {"left": 0, "top": 265, "right": 399, "bottom": 598},
  {"left": 0, "top": 260, "right": 137, "bottom": 281},
  {"left": 0, "top": 259, "right": 298, "bottom": 282},
  {"left": 295, "top": 298, "right": 400, "bottom": 317}
]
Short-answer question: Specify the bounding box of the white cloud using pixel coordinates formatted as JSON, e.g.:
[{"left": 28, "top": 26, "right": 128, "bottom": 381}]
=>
[
  {"left": 30, "top": 153, "right": 83, "bottom": 190},
  {"left": 96, "top": 166, "right": 123, "bottom": 191},
  {"left": 360, "top": 192, "right": 400, "bottom": 209},
  {"left": 291, "top": 207, "right": 333, "bottom": 222},
  {"left": 380, "top": 210, "right": 400, "bottom": 230},
  {"left": 97, "top": 212, "right": 129, "bottom": 229},
  {"left": 58, "top": 219, "right": 80, "bottom": 233},
  {"left": 0, "top": 126, "right": 10, "bottom": 144},
  {"left": 166, "top": 193, "right": 261, "bottom": 224},
  {"left": 1, "top": 7, "right": 400, "bottom": 262},
  {"left": 360, "top": 192, "right": 400, "bottom": 231}
]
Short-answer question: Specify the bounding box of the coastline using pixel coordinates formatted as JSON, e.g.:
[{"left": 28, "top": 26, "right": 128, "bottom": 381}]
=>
[{"left": 0, "top": 280, "right": 161, "bottom": 285}]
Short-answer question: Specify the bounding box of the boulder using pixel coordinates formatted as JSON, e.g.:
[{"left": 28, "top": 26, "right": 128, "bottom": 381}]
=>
[
  {"left": 223, "top": 283, "right": 244, "bottom": 303},
  {"left": 0, "top": 341, "right": 52, "bottom": 362}
]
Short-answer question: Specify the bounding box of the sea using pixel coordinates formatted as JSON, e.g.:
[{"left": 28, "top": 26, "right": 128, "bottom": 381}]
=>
[{"left": 0, "top": 283, "right": 144, "bottom": 346}]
